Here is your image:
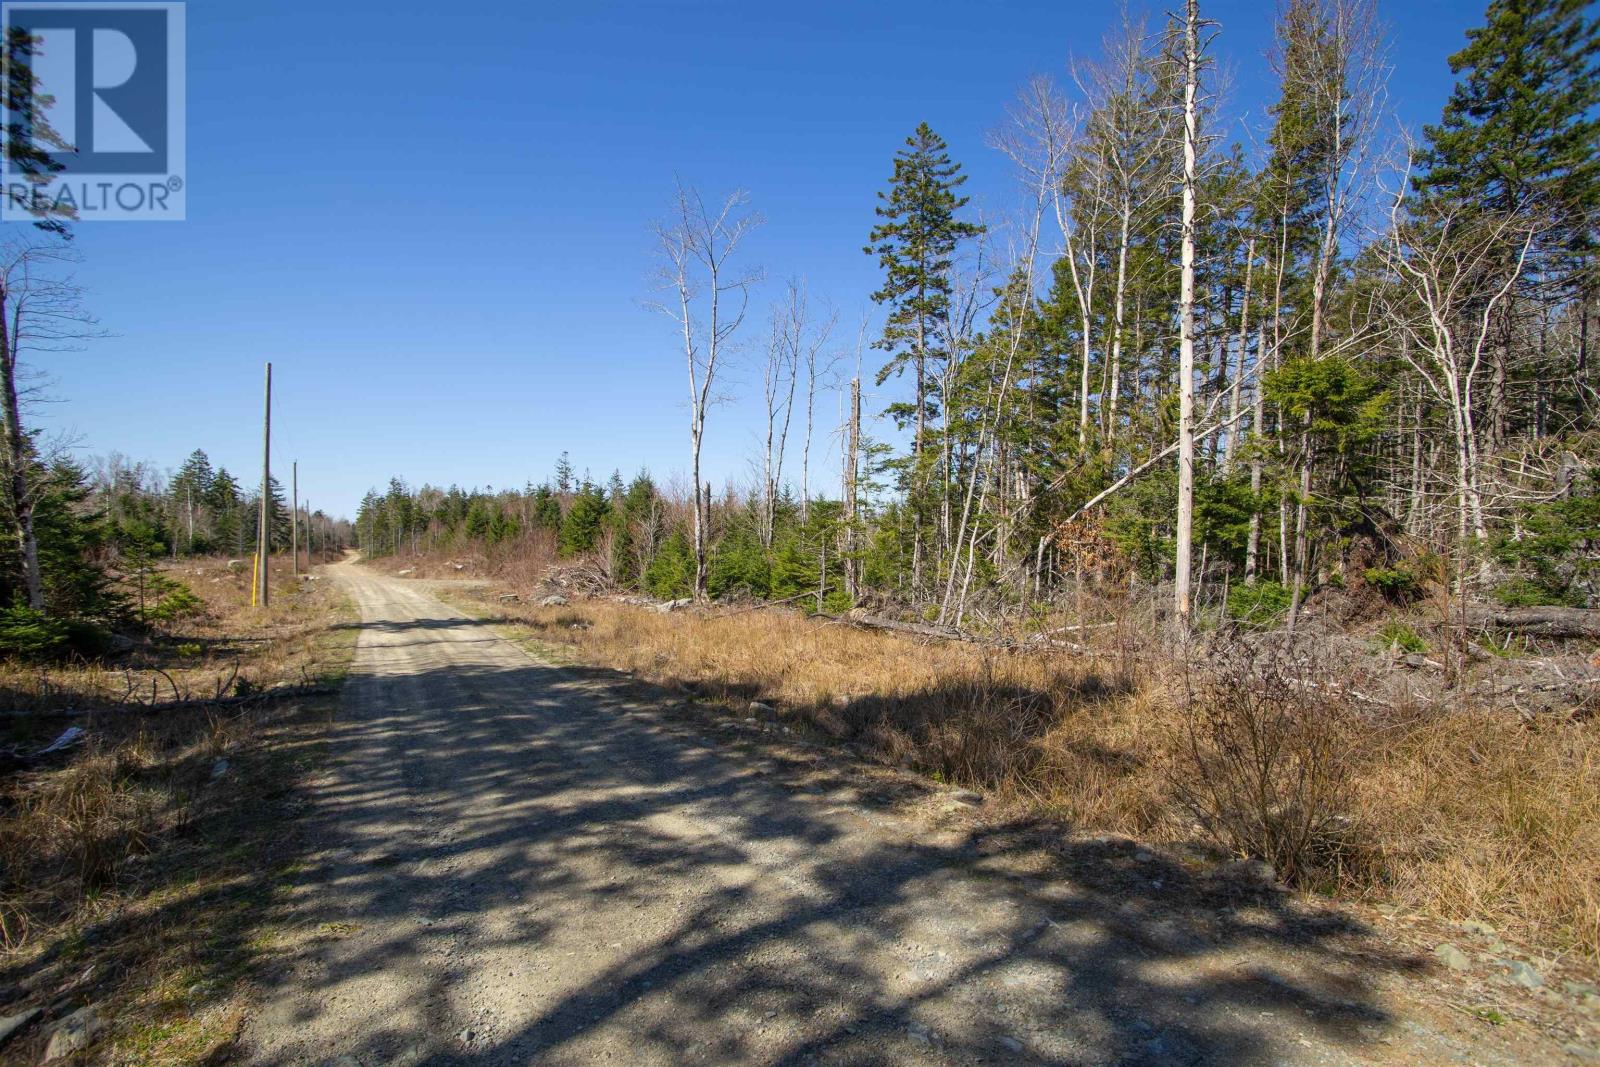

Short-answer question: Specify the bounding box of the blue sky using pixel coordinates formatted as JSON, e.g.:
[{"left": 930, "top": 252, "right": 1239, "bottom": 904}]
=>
[{"left": 32, "top": 0, "right": 1482, "bottom": 516}]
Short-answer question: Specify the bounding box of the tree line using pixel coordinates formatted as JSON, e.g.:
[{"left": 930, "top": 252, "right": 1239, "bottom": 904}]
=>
[
  {"left": 0, "top": 430, "right": 349, "bottom": 656},
  {"left": 363, "top": 0, "right": 1600, "bottom": 629}
]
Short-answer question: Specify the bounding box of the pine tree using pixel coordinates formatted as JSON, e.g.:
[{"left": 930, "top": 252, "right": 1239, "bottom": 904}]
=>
[
  {"left": 864, "top": 122, "right": 984, "bottom": 590},
  {"left": 554, "top": 452, "right": 574, "bottom": 495},
  {"left": 1417, "top": 0, "right": 1600, "bottom": 245},
  {"left": 558, "top": 482, "right": 608, "bottom": 556},
  {"left": 172, "top": 449, "right": 215, "bottom": 553},
  {"left": 1, "top": 27, "right": 76, "bottom": 233}
]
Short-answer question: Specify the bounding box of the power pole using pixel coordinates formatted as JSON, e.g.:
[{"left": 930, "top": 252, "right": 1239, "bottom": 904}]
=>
[
  {"left": 257, "top": 362, "right": 272, "bottom": 608},
  {"left": 291, "top": 460, "right": 300, "bottom": 578},
  {"left": 843, "top": 376, "right": 860, "bottom": 602},
  {"left": 306, "top": 498, "right": 312, "bottom": 561}
]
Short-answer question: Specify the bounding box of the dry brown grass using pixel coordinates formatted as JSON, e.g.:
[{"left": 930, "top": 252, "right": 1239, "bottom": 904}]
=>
[
  {"left": 465, "top": 591, "right": 1600, "bottom": 962},
  {"left": 0, "top": 557, "right": 343, "bottom": 715},
  {"left": 364, "top": 529, "right": 560, "bottom": 586},
  {"left": 0, "top": 555, "right": 357, "bottom": 1064},
  {"left": 1360, "top": 711, "right": 1600, "bottom": 957}
]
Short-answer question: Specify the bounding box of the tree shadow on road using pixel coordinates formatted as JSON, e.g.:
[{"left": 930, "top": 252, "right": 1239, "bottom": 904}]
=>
[{"left": 229, "top": 611, "right": 1428, "bottom": 1066}]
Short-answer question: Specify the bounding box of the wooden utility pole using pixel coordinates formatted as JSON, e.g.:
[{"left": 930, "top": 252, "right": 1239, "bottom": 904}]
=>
[
  {"left": 1173, "top": 0, "right": 1200, "bottom": 629},
  {"left": 257, "top": 362, "right": 272, "bottom": 608},
  {"left": 843, "top": 376, "right": 860, "bottom": 601},
  {"left": 291, "top": 460, "right": 300, "bottom": 578}
]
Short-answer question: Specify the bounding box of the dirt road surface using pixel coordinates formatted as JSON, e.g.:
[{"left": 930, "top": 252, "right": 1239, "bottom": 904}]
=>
[{"left": 241, "top": 562, "right": 1562, "bottom": 1066}]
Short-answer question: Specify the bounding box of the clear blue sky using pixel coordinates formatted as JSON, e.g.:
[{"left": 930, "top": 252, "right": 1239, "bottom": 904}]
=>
[{"left": 33, "top": 0, "right": 1482, "bottom": 517}]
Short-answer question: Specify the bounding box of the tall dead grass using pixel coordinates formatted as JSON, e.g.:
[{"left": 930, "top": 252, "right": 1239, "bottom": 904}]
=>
[
  {"left": 483, "top": 594, "right": 1600, "bottom": 960},
  {"left": 0, "top": 711, "right": 241, "bottom": 948},
  {"left": 0, "top": 557, "right": 355, "bottom": 950},
  {"left": 363, "top": 529, "right": 560, "bottom": 586},
  {"left": 0, "top": 557, "right": 336, "bottom": 715},
  {"left": 1361, "top": 710, "right": 1600, "bottom": 955}
]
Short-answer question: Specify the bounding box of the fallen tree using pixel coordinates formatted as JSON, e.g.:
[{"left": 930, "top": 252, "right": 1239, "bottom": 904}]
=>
[
  {"left": 1473, "top": 606, "right": 1600, "bottom": 640},
  {"left": 2, "top": 683, "right": 337, "bottom": 720}
]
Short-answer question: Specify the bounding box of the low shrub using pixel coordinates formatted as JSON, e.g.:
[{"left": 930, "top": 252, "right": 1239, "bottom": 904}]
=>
[
  {"left": 1376, "top": 620, "right": 1427, "bottom": 654},
  {"left": 1363, "top": 564, "right": 1422, "bottom": 602},
  {"left": 149, "top": 581, "right": 205, "bottom": 623},
  {"left": 0, "top": 604, "right": 71, "bottom": 660},
  {"left": 1225, "top": 580, "right": 1292, "bottom": 628},
  {"left": 1490, "top": 471, "right": 1598, "bottom": 607},
  {"left": 1177, "top": 639, "right": 1363, "bottom": 887},
  {"left": 1492, "top": 576, "right": 1581, "bottom": 608}
]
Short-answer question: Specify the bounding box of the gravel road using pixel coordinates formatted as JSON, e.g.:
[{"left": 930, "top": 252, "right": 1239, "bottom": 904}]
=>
[{"left": 240, "top": 562, "right": 1548, "bottom": 1066}]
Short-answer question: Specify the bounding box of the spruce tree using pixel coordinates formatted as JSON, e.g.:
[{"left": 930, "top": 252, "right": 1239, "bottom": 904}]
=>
[
  {"left": 174, "top": 449, "right": 214, "bottom": 493},
  {"left": 865, "top": 123, "right": 984, "bottom": 453},
  {"left": 172, "top": 449, "right": 215, "bottom": 553},
  {"left": 268, "top": 477, "right": 292, "bottom": 550},
  {"left": 1415, "top": 0, "right": 1600, "bottom": 444},
  {"left": 558, "top": 482, "right": 608, "bottom": 556},
  {"left": 532, "top": 484, "right": 562, "bottom": 530},
  {"left": 206, "top": 469, "right": 247, "bottom": 555},
  {"left": 864, "top": 122, "right": 983, "bottom": 590},
  {"left": 1417, "top": 0, "right": 1600, "bottom": 249},
  {"left": 2, "top": 26, "right": 76, "bottom": 233}
]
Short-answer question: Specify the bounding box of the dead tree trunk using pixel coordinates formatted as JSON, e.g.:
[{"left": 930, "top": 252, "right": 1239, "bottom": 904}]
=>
[
  {"left": 0, "top": 289, "right": 42, "bottom": 609},
  {"left": 1173, "top": 0, "right": 1201, "bottom": 628}
]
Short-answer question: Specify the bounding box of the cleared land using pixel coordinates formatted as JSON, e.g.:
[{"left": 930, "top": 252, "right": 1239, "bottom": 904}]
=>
[{"left": 237, "top": 561, "right": 1595, "bottom": 1065}]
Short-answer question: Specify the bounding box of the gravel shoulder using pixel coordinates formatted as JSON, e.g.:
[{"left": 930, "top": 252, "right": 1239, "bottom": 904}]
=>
[{"left": 239, "top": 562, "right": 1588, "bottom": 1066}]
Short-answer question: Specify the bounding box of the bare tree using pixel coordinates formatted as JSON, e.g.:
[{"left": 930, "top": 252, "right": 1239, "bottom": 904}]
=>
[
  {"left": 0, "top": 239, "right": 97, "bottom": 610},
  {"left": 759, "top": 284, "right": 800, "bottom": 549},
  {"left": 1040, "top": 96, "right": 1102, "bottom": 446},
  {"left": 1071, "top": 12, "right": 1168, "bottom": 443},
  {"left": 649, "top": 182, "right": 762, "bottom": 600},
  {"left": 757, "top": 279, "right": 839, "bottom": 541},
  {"left": 1284, "top": 0, "right": 1387, "bottom": 363},
  {"left": 937, "top": 75, "right": 1068, "bottom": 624},
  {"left": 1173, "top": 0, "right": 1204, "bottom": 627},
  {"left": 795, "top": 291, "right": 839, "bottom": 524},
  {"left": 1379, "top": 183, "right": 1534, "bottom": 550},
  {"left": 1273, "top": 0, "right": 1389, "bottom": 630}
]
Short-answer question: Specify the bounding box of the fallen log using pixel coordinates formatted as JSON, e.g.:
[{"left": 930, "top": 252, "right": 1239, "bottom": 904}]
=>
[
  {"left": 848, "top": 613, "right": 1142, "bottom": 656},
  {"left": 1474, "top": 606, "right": 1600, "bottom": 639},
  {"left": 2, "top": 683, "right": 338, "bottom": 720},
  {"left": 847, "top": 613, "right": 973, "bottom": 642}
]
